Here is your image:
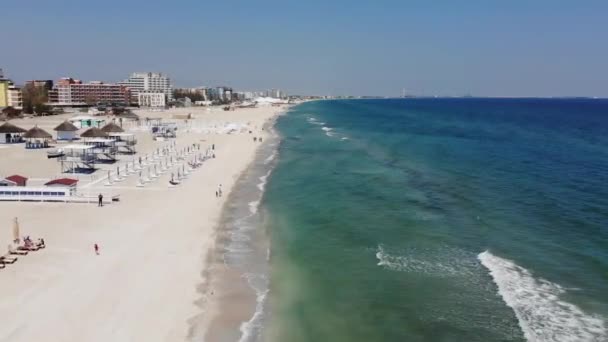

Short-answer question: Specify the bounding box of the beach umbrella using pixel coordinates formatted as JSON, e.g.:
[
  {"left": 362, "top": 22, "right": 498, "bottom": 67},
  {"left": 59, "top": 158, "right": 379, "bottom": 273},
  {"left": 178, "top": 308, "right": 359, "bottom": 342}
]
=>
[
  {"left": 101, "top": 122, "right": 124, "bottom": 133},
  {"left": 24, "top": 125, "right": 53, "bottom": 139},
  {"left": 80, "top": 127, "right": 108, "bottom": 138},
  {"left": 53, "top": 121, "right": 78, "bottom": 132},
  {"left": 12, "top": 217, "right": 20, "bottom": 243},
  {"left": 0, "top": 122, "right": 27, "bottom": 134}
]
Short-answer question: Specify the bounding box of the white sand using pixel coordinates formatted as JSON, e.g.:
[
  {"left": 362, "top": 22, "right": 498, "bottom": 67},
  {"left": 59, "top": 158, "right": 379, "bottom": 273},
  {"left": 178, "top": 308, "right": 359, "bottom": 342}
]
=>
[{"left": 0, "top": 106, "right": 283, "bottom": 341}]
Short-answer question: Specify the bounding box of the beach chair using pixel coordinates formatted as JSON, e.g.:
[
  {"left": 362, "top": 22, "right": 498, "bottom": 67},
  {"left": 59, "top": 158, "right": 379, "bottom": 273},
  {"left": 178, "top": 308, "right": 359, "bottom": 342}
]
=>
[
  {"left": 0, "top": 255, "right": 18, "bottom": 264},
  {"left": 18, "top": 245, "right": 39, "bottom": 252},
  {"left": 9, "top": 247, "right": 28, "bottom": 255}
]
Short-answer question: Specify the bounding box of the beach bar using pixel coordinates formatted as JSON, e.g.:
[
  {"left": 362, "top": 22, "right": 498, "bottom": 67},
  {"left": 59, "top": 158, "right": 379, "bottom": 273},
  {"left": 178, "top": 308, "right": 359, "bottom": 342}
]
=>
[
  {"left": 54, "top": 120, "right": 79, "bottom": 141},
  {"left": 23, "top": 126, "right": 53, "bottom": 149},
  {"left": 0, "top": 122, "right": 27, "bottom": 144}
]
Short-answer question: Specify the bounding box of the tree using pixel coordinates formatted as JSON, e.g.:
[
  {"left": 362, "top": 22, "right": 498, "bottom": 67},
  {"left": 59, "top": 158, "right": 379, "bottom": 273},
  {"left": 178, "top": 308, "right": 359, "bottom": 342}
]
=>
[
  {"left": 34, "top": 103, "right": 51, "bottom": 115},
  {"left": 21, "top": 83, "right": 48, "bottom": 114}
]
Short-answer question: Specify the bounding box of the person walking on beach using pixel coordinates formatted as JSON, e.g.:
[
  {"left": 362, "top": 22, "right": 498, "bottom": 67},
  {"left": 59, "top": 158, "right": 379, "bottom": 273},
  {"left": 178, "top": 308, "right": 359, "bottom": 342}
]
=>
[
  {"left": 212, "top": 144, "right": 215, "bottom": 150},
  {"left": 94, "top": 243, "right": 99, "bottom": 255},
  {"left": 98, "top": 193, "right": 103, "bottom": 207}
]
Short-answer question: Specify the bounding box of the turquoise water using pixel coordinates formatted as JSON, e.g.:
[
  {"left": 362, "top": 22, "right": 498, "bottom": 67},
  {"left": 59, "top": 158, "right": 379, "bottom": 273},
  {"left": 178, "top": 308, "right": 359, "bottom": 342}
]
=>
[{"left": 262, "top": 99, "right": 608, "bottom": 341}]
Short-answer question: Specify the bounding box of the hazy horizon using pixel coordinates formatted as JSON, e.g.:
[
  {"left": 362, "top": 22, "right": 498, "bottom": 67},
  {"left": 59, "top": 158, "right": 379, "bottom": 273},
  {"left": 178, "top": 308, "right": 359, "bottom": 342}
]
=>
[{"left": 4, "top": 1, "right": 608, "bottom": 97}]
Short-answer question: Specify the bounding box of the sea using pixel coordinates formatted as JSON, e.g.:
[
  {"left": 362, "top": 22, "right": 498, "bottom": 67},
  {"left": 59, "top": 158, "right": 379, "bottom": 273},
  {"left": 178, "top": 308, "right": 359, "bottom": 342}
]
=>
[{"left": 220, "top": 98, "right": 608, "bottom": 342}]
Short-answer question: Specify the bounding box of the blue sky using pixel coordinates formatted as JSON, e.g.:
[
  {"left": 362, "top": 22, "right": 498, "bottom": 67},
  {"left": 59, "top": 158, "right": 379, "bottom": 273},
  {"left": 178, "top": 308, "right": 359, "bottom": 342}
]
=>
[{"left": 3, "top": 1, "right": 608, "bottom": 97}]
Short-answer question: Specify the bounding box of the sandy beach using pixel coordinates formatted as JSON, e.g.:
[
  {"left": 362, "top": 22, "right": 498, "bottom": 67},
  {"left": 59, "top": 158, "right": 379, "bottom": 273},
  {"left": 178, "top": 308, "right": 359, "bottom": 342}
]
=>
[{"left": 0, "top": 105, "right": 283, "bottom": 341}]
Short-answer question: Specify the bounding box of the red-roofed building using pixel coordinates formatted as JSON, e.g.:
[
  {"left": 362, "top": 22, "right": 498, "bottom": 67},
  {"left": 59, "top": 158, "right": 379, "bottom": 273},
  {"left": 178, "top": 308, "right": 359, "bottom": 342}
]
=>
[
  {"left": 5, "top": 175, "right": 27, "bottom": 186},
  {"left": 0, "top": 175, "right": 28, "bottom": 187},
  {"left": 45, "top": 178, "right": 78, "bottom": 187}
]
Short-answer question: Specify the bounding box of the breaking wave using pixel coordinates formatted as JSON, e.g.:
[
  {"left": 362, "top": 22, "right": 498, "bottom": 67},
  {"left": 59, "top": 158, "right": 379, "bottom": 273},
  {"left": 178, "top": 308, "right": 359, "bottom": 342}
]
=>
[{"left": 478, "top": 250, "right": 606, "bottom": 342}]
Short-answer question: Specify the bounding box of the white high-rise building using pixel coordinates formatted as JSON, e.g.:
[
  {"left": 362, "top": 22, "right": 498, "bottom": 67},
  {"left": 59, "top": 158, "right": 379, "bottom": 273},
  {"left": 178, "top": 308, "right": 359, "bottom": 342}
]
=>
[
  {"left": 120, "top": 72, "right": 173, "bottom": 104},
  {"left": 138, "top": 92, "right": 166, "bottom": 108}
]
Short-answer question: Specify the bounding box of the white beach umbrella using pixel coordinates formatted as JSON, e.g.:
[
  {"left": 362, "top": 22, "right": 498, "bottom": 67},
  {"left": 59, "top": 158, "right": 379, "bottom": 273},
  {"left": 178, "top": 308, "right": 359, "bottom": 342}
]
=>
[{"left": 12, "top": 217, "right": 20, "bottom": 243}]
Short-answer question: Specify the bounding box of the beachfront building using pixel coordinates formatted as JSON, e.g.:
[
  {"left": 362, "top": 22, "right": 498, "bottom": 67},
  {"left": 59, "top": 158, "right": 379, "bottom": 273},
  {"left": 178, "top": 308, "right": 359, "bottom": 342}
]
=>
[
  {"left": 0, "top": 78, "right": 9, "bottom": 107},
  {"left": 0, "top": 175, "right": 28, "bottom": 187},
  {"left": 138, "top": 92, "right": 166, "bottom": 108},
  {"left": 45, "top": 178, "right": 78, "bottom": 190},
  {"left": 0, "top": 122, "right": 27, "bottom": 144},
  {"left": 7, "top": 85, "right": 23, "bottom": 109},
  {"left": 52, "top": 78, "right": 130, "bottom": 106},
  {"left": 54, "top": 121, "right": 79, "bottom": 141},
  {"left": 120, "top": 72, "right": 173, "bottom": 105},
  {"left": 264, "top": 88, "right": 287, "bottom": 99},
  {"left": 204, "top": 86, "right": 234, "bottom": 103},
  {"left": 234, "top": 91, "right": 254, "bottom": 101}
]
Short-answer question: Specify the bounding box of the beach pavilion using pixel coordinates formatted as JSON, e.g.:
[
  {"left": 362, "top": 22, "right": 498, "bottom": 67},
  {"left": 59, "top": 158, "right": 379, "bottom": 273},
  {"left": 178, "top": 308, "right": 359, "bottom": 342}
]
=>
[
  {"left": 101, "top": 122, "right": 124, "bottom": 133},
  {"left": 80, "top": 127, "right": 108, "bottom": 139},
  {"left": 54, "top": 120, "right": 79, "bottom": 141},
  {"left": 0, "top": 122, "right": 27, "bottom": 144},
  {"left": 81, "top": 127, "right": 117, "bottom": 162},
  {"left": 0, "top": 175, "right": 28, "bottom": 187},
  {"left": 23, "top": 126, "right": 53, "bottom": 149}
]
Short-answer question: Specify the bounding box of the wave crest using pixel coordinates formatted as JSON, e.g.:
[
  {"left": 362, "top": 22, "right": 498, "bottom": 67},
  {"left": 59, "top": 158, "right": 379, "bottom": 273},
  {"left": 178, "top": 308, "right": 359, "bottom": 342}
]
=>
[{"left": 478, "top": 250, "right": 606, "bottom": 342}]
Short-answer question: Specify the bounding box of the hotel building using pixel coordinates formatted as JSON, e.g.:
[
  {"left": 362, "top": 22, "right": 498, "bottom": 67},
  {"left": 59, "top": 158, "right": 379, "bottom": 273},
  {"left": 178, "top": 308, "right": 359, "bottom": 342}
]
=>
[
  {"left": 119, "top": 72, "right": 173, "bottom": 105},
  {"left": 138, "top": 92, "right": 166, "bottom": 108},
  {"left": 7, "top": 85, "right": 23, "bottom": 109},
  {"left": 52, "top": 78, "right": 130, "bottom": 106}
]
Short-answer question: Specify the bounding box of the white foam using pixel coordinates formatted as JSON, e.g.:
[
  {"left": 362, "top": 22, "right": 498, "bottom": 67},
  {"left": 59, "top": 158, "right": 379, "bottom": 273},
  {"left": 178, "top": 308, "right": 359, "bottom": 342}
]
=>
[
  {"left": 307, "top": 117, "right": 324, "bottom": 125},
  {"left": 248, "top": 200, "right": 260, "bottom": 214},
  {"left": 238, "top": 273, "right": 269, "bottom": 342},
  {"left": 257, "top": 170, "right": 272, "bottom": 192},
  {"left": 478, "top": 250, "right": 606, "bottom": 342},
  {"left": 321, "top": 126, "right": 335, "bottom": 137},
  {"left": 375, "top": 245, "right": 474, "bottom": 277},
  {"left": 264, "top": 151, "right": 277, "bottom": 164}
]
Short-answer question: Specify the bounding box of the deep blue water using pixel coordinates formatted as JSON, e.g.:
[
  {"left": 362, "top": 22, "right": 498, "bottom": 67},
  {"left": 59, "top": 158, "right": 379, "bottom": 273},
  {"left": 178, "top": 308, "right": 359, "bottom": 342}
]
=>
[{"left": 262, "top": 98, "right": 608, "bottom": 342}]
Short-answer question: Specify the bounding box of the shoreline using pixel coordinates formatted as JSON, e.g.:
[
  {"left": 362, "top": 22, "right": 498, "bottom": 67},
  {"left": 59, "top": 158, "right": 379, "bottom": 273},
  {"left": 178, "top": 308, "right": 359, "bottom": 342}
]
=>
[
  {"left": 0, "top": 106, "right": 284, "bottom": 342},
  {"left": 191, "top": 111, "right": 284, "bottom": 341}
]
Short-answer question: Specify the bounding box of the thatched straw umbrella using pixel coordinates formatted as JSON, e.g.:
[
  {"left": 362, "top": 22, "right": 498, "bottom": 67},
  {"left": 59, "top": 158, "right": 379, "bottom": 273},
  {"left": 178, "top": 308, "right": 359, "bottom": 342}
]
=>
[
  {"left": 101, "top": 122, "right": 124, "bottom": 133},
  {"left": 24, "top": 125, "right": 52, "bottom": 139},
  {"left": 12, "top": 217, "right": 20, "bottom": 243},
  {"left": 0, "top": 122, "right": 27, "bottom": 134},
  {"left": 24, "top": 125, "right": 53, "bottom": 148},
  {"left": 0, "top": 122, "right": 27, "bottom": 143},
  {"left": 80, "top": 127, "right": 108, "bottom": 138},
  {"left": 54, "top": 120, "right": 79, "bottom": 140},
  {"left": 54, "top": 120, "right": 78, "bottom": 132}
]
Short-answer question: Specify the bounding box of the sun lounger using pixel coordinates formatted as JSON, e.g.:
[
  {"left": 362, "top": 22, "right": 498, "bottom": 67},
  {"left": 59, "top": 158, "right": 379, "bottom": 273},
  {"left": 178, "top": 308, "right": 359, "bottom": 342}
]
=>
[
  {"left": 0, "top": 255, "right": 17, "bottom": 264},
  {"left": 9, "top": 248, "right": 27, "bottom": 256},
  {"left": 18, "top": 245, "right": 39, "bottom": 252}
]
